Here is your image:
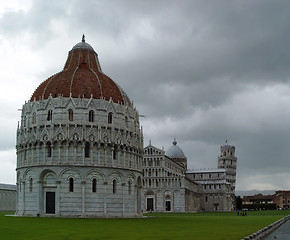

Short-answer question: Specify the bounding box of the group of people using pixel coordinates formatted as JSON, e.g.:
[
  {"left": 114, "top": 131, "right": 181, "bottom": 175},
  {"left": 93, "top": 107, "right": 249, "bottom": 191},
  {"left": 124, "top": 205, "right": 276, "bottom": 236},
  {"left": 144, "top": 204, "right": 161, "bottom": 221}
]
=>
[{"left": 237, "top": 211, "right": 247, "bottom": 216}]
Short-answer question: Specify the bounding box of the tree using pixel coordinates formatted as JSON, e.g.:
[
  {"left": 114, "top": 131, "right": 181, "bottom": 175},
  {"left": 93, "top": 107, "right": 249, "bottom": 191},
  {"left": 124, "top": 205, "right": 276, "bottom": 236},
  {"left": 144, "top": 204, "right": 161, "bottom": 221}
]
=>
[{"left": 236, "top": 195, "right": 242, "bottom": 210}]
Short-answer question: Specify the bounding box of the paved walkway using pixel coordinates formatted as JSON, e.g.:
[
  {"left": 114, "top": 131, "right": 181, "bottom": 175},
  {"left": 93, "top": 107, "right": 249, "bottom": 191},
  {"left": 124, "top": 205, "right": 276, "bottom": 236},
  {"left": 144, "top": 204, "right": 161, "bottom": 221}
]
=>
[{"left": 264, "top": 219, "right": 290, "bottom": 240}]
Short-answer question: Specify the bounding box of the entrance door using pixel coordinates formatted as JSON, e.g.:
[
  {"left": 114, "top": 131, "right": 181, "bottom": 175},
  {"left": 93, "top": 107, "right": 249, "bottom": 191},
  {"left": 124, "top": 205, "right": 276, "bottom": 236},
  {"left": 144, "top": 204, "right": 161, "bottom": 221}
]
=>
[
  {"left": 165, "top": 201, "right": 171, "bottom": 211},
  {"left": 146, "top": 198, "right": 154, "bottom": 211},
  {"left": 46, "top": 192, "right": 55, "bottom": 214}
]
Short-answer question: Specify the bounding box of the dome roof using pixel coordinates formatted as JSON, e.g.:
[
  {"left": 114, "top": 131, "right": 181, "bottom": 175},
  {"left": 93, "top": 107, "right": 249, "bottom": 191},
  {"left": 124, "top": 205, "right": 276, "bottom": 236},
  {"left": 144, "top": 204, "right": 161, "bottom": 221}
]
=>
[
  {"left": 72, "top": 35, "right": 94, "bottom": 51},
  {"left": 30, "top": 35, "right": 132, "bottom": 106},
  {"left": 165, "top": 139, "right": 186, "bottom": 159}
]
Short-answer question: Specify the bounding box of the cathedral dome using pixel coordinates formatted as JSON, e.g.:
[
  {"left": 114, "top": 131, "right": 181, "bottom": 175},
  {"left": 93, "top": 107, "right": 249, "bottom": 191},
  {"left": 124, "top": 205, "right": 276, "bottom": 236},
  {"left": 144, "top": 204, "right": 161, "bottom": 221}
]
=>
[
  {"left": 165, "top": 139, "right": 186, "bottom": 159},
  {"left": 30, "top": 35, "right": 131, "bottom": 106}
]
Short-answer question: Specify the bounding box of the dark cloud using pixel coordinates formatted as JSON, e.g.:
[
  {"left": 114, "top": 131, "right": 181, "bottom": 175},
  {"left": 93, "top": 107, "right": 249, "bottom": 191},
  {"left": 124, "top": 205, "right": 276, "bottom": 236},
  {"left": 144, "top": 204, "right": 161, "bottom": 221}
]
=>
[{"left": 1, "top": 0, "right": 290, "bottom": 190}]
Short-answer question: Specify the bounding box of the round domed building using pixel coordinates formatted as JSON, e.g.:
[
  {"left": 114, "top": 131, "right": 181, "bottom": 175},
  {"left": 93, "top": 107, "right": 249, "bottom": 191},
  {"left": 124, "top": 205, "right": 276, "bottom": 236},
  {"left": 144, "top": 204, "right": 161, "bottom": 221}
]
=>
[{"left": 16, "top": 36, "right": 143, "bottom": 217}]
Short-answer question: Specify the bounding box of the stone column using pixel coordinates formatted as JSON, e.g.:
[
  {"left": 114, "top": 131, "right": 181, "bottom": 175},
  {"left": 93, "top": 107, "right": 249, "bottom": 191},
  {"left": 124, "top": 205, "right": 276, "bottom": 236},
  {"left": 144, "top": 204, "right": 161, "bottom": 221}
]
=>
[
  {"left": 37, "top": 180, "right": 43, "bottom": 216},
  {"left": 111, "top": 147, "right": 114, "bottom": 167},
  {"left": 31, "top": 146, "right": 34, "bottom": 165},
  {"left": 123, "top": 150, "right": 126, "bottom": 168},
  {"left": 90, "top": 142, "right": 93, "bottom": 165},
  {"left": 82, "top": 142, "right": 85, "bottom": 164},
  {"left": 51, "top": 144, "right": 54, "bottom": 162},
  {"left": 104, "top": 144, "right": 107, "bottom": 166},
  {"left": 118, "top": 146, "right": 121, "bottom": 167},
  {"left": 22, "top": 181, "right": 25, "bottom": 215},
  {"left": 74, "top": 143, "right": 77, "bottom": 163},
  {"left": 134, "top": 184, "right": 137, "bottom": 214},
  {"left": 58, "top": 141, "right": 61, "bottom": 164},
  {"left": 82, "top": 180, "right": 86, "bottom": 217},
  {"left": 122, "top": 182, "right": 125, "bottom": 216},
  {"left": 97, "top": 143, "right": 100, "bottom": 166},
  {"left": 56, "top": 180, "right": 61, "bottom": 216},
  {"left": 104, "top": 182, "right": 107, "bottom": 214},
  {"left": 65, "top": 142, "right": 69, "bottom": 163}
]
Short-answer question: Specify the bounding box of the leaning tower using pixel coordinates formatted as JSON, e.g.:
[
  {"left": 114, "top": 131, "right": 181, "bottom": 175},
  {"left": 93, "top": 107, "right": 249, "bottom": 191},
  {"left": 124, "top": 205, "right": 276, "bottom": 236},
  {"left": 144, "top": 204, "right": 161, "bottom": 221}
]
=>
[{"left": 217, "top": 143, "right": 237, "bottom": 193}]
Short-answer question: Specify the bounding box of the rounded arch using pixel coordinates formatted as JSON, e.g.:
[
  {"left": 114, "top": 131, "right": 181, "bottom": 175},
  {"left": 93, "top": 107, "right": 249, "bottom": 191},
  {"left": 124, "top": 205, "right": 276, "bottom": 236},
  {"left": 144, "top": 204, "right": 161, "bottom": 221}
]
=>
[
  {"left": 106, "top": 170, "right": 123, "bottom": 183},
  {"left": 84, "top": 169, "right": 105, "bottom": 182},
  {"left": 23, "top": 168, "right": 34, "bottom": 180},
  {"left": 58, "top": 167, "right": 83, "bottom": 182},
  {"left": 126, "top": 172, "right": 136, "bottom": 182},
  {"left": 39, "top": 169, "right": 56, "bottom": 181}
]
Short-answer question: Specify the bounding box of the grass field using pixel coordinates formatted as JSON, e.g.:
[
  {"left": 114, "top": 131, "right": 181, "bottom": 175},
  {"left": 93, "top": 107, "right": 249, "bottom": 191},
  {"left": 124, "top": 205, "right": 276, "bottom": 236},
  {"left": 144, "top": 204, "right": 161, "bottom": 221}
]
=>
[{"left": 1, "top": 210, "right": 289, "bottom": 240}]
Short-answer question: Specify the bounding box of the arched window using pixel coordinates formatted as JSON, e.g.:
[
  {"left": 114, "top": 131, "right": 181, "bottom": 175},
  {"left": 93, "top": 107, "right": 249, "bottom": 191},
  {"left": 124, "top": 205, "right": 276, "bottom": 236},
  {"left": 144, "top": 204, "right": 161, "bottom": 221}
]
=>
[
  {"left": 68, "top": 109, "right": 73, "bottom": 121},
  {"left": 29, "top": 178, "right": 33, "bottom": 192},
  {"left": 85, "top": 142, "right": 90, "bottom": 158},
  {"left": 125, "top": 116, "right": 128, "bottom": 127},
  {"left": 108, "top": 112, "right": 113, "bottom": 124},
  {"left": 47, "top": 110, "right": 53, "bottom": 121},
  {"left": 92, "top": 178, "right": 97, "bottom": 193},
  {"left": 32, "top": 113, "right": 36, "bottom": 124},
  {"left": 205, "top": 196, "right": 208, "bottom": 202},
  {"left": 47, "top": 142, "right": 52, "bottom": 158},
  {"left": 113, "top": 148, "right": 116, "bottom": 160},
  {"left": 128, "top": 181, "right": 132, "bottom": 195},
  {"left": 89, "top": 110, "right": 94, "bottom": 122},
  {"left": 113, "top": 180, "right": 117, "bottom": 194},
  {"left": 69, "top": 177, "right": 74, "bottom": 192},
  {"left": 23, "top": 116, "right": 26, "bottom": 127}
]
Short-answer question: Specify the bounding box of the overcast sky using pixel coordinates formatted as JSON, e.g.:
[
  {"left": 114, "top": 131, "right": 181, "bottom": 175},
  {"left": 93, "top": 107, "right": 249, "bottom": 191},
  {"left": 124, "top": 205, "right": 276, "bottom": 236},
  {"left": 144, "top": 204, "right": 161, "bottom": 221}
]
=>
[{"left": 0, "top": 0, "right": 290, "bottom": 192}]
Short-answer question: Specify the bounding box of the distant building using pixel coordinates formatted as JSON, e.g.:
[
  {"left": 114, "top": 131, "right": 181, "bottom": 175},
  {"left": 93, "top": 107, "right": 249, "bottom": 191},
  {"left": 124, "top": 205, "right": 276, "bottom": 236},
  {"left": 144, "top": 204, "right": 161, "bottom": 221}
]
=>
[
  {"left": 242, "top": 191, "right": 290, "bottom": 210},
  {"left": 142, "top": 140, "right": 237, "bottom": 212},
  {"left": 0, "top": 183, "right": 16, "bottom": 211},
  {"left": 273, "top": 191, "right": 290, "bottom": 209}
]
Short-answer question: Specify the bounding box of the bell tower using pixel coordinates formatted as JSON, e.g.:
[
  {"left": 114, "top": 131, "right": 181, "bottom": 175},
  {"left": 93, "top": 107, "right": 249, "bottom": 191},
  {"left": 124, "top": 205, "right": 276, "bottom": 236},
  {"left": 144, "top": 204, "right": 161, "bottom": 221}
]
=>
[{"left": 218, "top": 141, "right": 237, "bottom": 193}]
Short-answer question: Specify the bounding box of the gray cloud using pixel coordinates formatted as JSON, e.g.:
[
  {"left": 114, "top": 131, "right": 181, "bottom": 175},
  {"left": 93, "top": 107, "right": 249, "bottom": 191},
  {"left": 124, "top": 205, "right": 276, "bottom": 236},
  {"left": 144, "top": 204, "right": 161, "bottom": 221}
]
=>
[{"left": 1, "top": 0, "right": 290, "bottom": 190}]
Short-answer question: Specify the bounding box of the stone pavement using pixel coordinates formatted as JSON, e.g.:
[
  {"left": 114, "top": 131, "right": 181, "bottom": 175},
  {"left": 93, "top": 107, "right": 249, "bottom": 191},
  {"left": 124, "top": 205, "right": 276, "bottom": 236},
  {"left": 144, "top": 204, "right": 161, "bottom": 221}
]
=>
[{"left": 264, "top": 219, "right": 290, "bottom": 240}]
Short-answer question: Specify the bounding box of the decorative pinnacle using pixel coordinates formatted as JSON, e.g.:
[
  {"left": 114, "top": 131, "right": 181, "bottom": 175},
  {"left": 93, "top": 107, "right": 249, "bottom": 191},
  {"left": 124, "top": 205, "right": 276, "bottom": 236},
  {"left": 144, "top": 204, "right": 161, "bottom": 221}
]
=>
[
  {"left": 173, "top": 138, "right": 177, "bottom": 145},
  {"left": 82, "top": 34, "right": 85, "bottom": 42}
]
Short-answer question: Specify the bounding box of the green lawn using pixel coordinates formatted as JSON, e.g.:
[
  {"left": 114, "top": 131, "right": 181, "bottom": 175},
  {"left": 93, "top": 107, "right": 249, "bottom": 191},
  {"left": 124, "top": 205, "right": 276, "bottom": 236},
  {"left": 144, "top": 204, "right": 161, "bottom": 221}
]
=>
[{"left": 1, "top": 211, "right": 289, "bottom": 240}]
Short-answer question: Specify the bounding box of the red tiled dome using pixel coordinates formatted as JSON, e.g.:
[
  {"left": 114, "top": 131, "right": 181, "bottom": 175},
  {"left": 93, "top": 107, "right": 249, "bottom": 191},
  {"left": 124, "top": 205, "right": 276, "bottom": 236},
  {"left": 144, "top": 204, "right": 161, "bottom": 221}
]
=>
[{"left": 30, "top": 36, "right": 131, "bottom": 106}]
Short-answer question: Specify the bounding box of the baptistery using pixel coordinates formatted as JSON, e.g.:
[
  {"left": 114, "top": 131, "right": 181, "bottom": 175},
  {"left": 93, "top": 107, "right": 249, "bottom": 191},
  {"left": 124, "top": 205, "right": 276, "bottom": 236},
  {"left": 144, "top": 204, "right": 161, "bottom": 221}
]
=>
[{"left": 16, "top": 36, "right": 143, "bottom": 217}]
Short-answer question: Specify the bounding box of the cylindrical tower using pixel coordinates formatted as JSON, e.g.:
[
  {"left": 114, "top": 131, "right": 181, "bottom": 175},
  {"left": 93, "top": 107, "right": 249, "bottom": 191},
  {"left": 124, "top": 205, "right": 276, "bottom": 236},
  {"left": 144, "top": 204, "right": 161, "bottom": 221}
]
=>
[
  {"left": 217, "top": 144, "right": 237, "bottom": 193},
  {"left": 16, "top": 36, "right": 143, "bottom": 217}
]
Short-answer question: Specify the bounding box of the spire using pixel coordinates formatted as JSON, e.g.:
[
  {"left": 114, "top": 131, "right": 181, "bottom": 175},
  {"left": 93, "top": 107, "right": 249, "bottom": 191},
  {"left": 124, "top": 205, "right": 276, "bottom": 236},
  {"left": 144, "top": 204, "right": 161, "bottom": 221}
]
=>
[
  {"left": 173, "top": 138, "right": 177, "bottom": 145},
  {"left": 82, "top": 34, "right": 85, "bottom": 42}
]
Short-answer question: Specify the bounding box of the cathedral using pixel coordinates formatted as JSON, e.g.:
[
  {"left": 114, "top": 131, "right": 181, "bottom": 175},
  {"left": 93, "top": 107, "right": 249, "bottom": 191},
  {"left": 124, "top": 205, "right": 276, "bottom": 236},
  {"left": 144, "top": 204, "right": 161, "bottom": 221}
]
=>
[
  {"left": 142, "top": 140, "right": 237, "bottom": 212},
  {"left": 16, "top": 37, "right": 237, "bottom": 217}
]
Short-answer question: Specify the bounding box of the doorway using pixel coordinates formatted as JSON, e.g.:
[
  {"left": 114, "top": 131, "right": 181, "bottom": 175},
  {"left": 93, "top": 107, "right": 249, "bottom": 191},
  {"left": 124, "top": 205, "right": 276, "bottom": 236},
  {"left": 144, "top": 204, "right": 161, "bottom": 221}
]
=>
[
  {"left": 165, "top": 200, "right": 171, "bottom": 211},
  {"left": 146, "top": 198, "right": 154, "bottom": 211},
  {"left": 46, "top": 192, "right": 55, "bottom": 214}
]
